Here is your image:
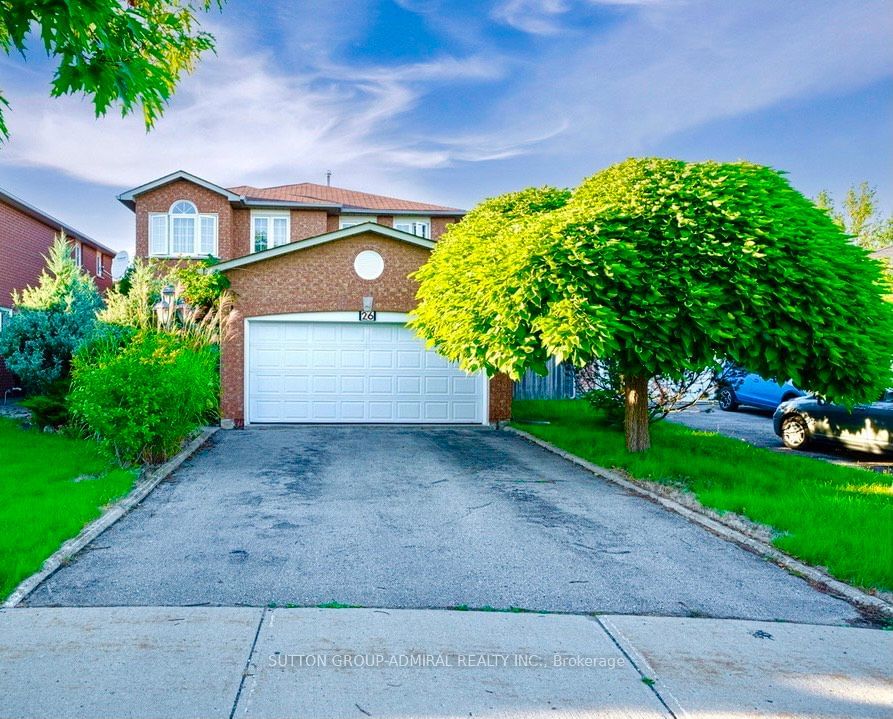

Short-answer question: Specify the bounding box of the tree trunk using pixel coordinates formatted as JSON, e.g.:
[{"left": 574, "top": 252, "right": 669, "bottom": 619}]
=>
[{"left": 623, "top": 373, "right": 651, "bottom": 453}]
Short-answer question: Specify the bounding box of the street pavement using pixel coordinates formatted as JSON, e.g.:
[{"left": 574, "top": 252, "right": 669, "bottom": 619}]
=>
[{"left": 1, "top": 607, "right": 890, "bottom": 719}]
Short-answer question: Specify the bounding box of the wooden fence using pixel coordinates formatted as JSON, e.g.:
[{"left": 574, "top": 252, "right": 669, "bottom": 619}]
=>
[{"left": 513, "top": 358, "right": 577, "bottom": 400}]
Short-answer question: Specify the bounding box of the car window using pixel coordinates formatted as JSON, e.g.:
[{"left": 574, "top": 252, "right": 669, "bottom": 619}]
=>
[{"left": 884, "top": 390, "right": 893, "bottom": 403}]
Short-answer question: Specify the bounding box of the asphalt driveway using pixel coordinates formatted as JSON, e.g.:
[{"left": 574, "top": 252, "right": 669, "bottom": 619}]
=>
[{"left": 26, "top": 426, "right": 859, "bottom": 624}]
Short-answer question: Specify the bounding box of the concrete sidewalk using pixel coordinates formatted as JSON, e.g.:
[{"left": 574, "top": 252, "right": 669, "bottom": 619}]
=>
[{"left": 1, "top": 607, "right": 890, "bottom": 719}]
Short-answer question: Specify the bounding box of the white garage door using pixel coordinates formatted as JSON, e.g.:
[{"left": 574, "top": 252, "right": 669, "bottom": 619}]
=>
[{"left": 247, "top": 320, "right": 485, "bottom": 424}]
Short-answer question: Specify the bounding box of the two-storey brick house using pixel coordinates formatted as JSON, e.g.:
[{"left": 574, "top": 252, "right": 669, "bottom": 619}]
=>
[
  {"left": 118, "top": 171, "right": 512, "bottom": 427},
  {"left": 0, "top": 187, "right": 116, "bottom": 392}
]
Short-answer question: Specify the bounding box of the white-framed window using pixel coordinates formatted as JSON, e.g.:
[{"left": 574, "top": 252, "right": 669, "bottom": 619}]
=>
[
  {"left": 394, "top": 217, "right": 430, "bottom": 239},
  {"left": 0, "top": 307, "right": 10, "bottom": 334},
  {"left": 148, "top": 200, "right": 218, "bottom": 257},
  {"left": 251, "top": 211, "right": 290, "bottom": 253},
  {"left": 95, "top": 252, "right": 103, "bottom": 277},
  {"left": 72, "top": 243, "right": 82, "bottom": 267},
  {"left": 339, "top": 215, "right": 376, "bottom": 230}
]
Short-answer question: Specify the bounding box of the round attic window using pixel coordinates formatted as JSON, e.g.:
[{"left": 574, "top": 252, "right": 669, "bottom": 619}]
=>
[{"left": 354, "top": 250, "right": 384, "bottom": 280}]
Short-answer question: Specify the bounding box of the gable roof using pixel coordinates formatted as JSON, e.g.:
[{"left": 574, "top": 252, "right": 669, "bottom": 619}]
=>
[
  {"left": 0, "top": 186, "right": 115, "bottom": 255},
  {"left": 227, "top": 182, "right": 463, "bottom": 214},
  {"left": 871, "top": 245, "right": 893, "bottom": 262},
  {"left": 117, "top": 170, "right": 243, "bottom": 209},
  {"left": 210, "top": 222, "right": 435, "bottom": 273}
]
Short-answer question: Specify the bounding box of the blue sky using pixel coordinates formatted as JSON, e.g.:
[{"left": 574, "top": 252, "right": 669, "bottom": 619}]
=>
[{"left": 0, "top": 0, "right": 891, "bottom": 252}]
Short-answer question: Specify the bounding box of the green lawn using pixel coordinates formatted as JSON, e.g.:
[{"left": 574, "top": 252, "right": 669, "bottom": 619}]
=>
[
  {"left": 512, "top": 400, "right": 893, "bottom": 593},
  {"left": 0, "top": 418, "right": 136, "bottom": 600}
]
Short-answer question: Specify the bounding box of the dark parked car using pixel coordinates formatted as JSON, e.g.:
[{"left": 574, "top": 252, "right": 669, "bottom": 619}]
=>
[
  {"left": 773, "top": 391, "right": 893, "bottom": 453},
  {"left": 717, "top": 366, "right": 804, "bottom": 411}
]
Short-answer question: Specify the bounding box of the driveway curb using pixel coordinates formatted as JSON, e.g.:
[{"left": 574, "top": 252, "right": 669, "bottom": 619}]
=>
[
  {"left": 504, "top": 425, "right": 893, "bottom": 619},
  {"left": 2, "top": 427, "right": 218, "bottom": 609}
]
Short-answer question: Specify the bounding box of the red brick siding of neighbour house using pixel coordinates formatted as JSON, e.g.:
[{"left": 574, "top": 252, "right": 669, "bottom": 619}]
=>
[
  {"left": 218, "top": 232, "right": 512, "bottom": 426},
  {"left": 0, "top": 198, "right": 113, "bottom": 391}
]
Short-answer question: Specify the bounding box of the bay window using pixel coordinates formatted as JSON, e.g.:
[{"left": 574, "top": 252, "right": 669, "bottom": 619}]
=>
[{"left": 148, "top": 200, "right": 218, "bottom": 257}]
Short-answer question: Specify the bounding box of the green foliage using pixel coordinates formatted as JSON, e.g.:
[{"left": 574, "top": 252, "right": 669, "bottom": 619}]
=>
[
  {"left": 100, "top": 258, "right": 163, "bottom": 330},
  {"left": 0, "top": 1, "right": 223, "bottom": 140},
  {"left": 0, "top": 236, "right": 102, "bottom": 392},
  {"left": 413, "top": 159, "right": 893, "bottom": 410},
  {"left": 816, "top": 182, "right": 893, "bottom": 252},
  {"left": 69, "top": 331, "right": 218, "bottom": 464},
  {"left": 102, "top": 258, "right": 230, "bottom": 345},
  {"left": 20, "top": 378, "right": 71, "bottom": 429},
  {"left": 173, "top": 258, "right": 230, "bottom": 308}
]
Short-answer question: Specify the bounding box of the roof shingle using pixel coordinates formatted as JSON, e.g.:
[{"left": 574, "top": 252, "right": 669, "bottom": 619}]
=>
[{"left": 228, "top": 182, "right": 462, "bottom": 212}]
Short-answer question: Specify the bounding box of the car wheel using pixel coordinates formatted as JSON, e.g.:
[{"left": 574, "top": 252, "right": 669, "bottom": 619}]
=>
[
  {"left": 781, "top": 415, "right": 810, "bottom": 450},
  {"left": 718, "top": 386, "right": 738, "bottom": 411}
]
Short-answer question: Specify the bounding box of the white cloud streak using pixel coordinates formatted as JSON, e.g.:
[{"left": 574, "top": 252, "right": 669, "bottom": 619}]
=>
[{"left": 0, "top": 0, "right": 889, "bottom": 215}]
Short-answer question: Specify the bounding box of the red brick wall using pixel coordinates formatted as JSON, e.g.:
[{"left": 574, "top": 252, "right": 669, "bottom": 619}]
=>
[
  {"left": 0, "top": 199, "right": 112, "bottom": 390},
  {"left": 220, "top": 231, "right": 511, "bottom": 424},
  {"left": 134, "top": 179, "right": 236, "bottom": 260},
  {"left": 291, "top": 210, "right": 328, "bottom": 241},
  {"left": 431, "top": 216, "right": 459, "bottom": 241}
]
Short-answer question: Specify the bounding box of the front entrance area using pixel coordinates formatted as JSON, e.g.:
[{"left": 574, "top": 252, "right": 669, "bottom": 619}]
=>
[{"left": 246, "top": 317, "right": 486, "bottom": 423}]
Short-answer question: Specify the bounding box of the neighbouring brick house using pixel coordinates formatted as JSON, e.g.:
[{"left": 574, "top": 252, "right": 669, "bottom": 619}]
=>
[
  {"left": 0, "top": 187, "right": 115, "bottom": 392},
  {"left": 118, "top": 170, "right": 512, "bottom": 427}
]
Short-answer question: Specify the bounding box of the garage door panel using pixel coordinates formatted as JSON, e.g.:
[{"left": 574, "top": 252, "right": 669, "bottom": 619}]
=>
[
  {"left": 340, "top": 376, "right": 365, "bottom": 394},
  {"left": 368, "top": 402, "right": 394, "bottom": 420},
  {"left": 369, "top": 376, "right": 393, "bottom": 394},
  {"left": 282, "top": 376, "right": 309, "bottom": 394},
  {"left": 281, "top": 400, "right": 310, "bottom": 419},
  {"left": 254, "top": 348, "right": 282, "bottom": 369},
  {"left": 397, "top": 376, "right": 421, "bottom": 394},
  {"left": 396, "top": 351, "right": 421, "bottom": 369},
  {"left": 341, "top": 402, "right": 365, "bottom": 420},
  {"left": 452, "top": 376, "right": 479, "bottom": 395},
  {"left": 369, "top": 351, "right": 394, "bottom": 369},
  {"left": 283, "top": 324, "right": 311, "bottom": 342},
  {"left": 341, "top": 350, "right": 365, "bottom": 368},
  {"left": 248, "top": 321, "right": 484, "bottom": 423},
  {"left": 283, "top": 349, "right": 310, "bottom": 368},
  {"left": 312, "top": 349, "right": 337, "bottom": 368},
  {"left": 312, "top": 325, "right": 338, "bottom": 342}
]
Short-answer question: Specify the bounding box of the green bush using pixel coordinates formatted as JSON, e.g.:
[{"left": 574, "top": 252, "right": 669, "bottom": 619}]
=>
[
  {"left": 68, "top": 330, "right": 219, "bottom": 464},
  {"left": 0, "top": 235, "right": 102, "bottom": 393},
  {"left": 20, "top": 379, "right": 71, "bottom": 429}
]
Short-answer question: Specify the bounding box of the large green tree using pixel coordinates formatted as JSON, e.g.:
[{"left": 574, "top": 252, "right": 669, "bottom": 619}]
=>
[
  {"left": 0, "top": 0, "right": 223, "bottom": 139},
  {"left": 412, "top": 159, "right": 893, "bottom": 452},
  {"left": 816, "top": 183, "right": 893, "bottom": 252}
]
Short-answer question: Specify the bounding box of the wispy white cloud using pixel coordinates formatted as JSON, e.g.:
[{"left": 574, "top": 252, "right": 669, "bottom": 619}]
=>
[
  {"left": 0, "top": 0, "right": 890, "bottom": 250},
  {"left": 1, "top": 24, "right": 509, "bottom": 195},
  {"left": 492, "top": 0, "right": 571, "bottom": 35},
  {"left": 486, "top": 0, "right": 893, "bottom": 155},
  {"left": 491, "top": 0, "right": 665, "bottom": 35}
]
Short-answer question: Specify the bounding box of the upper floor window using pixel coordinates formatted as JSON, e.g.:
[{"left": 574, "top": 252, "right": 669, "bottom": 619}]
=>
[
  {"left": 0, "top": 307, "right": 10, "bottom": 334},
  {"left": 72, "top": 242, "right": 82, "bottom": 267},
  {"left": 252, "top": 211, "right": 290, "bottom": 253},
  {"left": 96, "top": 252, "right": 103, "bottom": 277},
  {"left": 149, "top": 199, "right": 218, "bottom": 257},
  {"left": 340, "top": 215, "right": 376, "bottom": 230},
  {"left": 394, "top": 218, "right": 430, "bottom": 239}
]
